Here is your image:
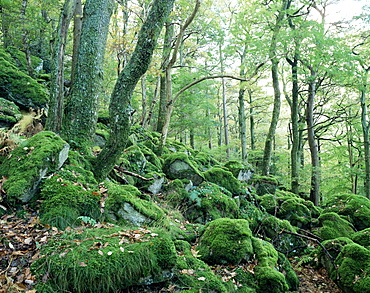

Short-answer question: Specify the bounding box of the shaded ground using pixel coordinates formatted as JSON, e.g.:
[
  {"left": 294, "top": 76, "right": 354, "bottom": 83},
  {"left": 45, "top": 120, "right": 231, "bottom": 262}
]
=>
[{"left": 0, "top": 212, "right": 343, "bottom": 293}]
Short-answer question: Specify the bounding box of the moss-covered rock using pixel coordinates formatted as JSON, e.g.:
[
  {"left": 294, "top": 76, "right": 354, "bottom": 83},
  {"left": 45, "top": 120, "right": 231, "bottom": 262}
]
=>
[
  {"left": 173, "top": 240, "right": 228, "bottom": 293},
  {"left": 1, "top": 131, "right": 69, "bottom": 204},
  {"left": 162, "top": 152, "right": 204, "bottom": 185},
  {"left": 203, "top": 167, "right": 243, "bottom": 195},
  {"left": 0, "top": 55, "right": 48, "bottom": 109},
  {"left": 314, "top": 212, "right": 355, "bottom": 241},
  {"left": 32, "top": 226, "right": 177, "bottom": 293},
  {"left": 334, "top": 243, "right": 370, "bottom": 293},
  {"left": 249, "top": 175, "right": 278, "bottom": 196},
  {"left": 224, "top": 160, "right": 254, "bottom": 182},
  {"left": 103, "top": 181, "right": 166, "bottom": 226},
  {"left": 0, "top": 97, "right": 22, "bottom": 127},
  {"left": 39, "top": 169, "right": 100, "bottom": 230},
  {"left": 197, "top": 218, "right": 253, "bottom": 265},
  {"left": 323, "top": 194, "right": 370, "bottom": 231},
  {"left": 185, "top": 182, "right": 240, "bottom": 224},
  {"left": 259, "top": 215, "right": 306, "bottom": 255},
  {"left": 352, "top": 228, "right": 370, "bottom": 248},
  {"left": 251, "top": 238, "right": 290, "bottom": 293}
]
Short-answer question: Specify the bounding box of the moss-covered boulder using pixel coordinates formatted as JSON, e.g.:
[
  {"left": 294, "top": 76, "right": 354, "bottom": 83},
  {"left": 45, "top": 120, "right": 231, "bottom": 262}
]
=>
[
  {"left": 103, "top": 181, "right": 167, "bottom": 226},
  {"left": 334, "top": 243, "right": 370, "bottom": 293},
  {"left": 1, "top": 131, "right": 69, "bottom": 204},
  {"left": 252, "top": 237, "right": 290, "bottom": 293},
  {"left": 32, "top": 226, "right": 177, "bottom": 293},
  {"left": 224, "top": 160, "right": 254, "bottom": 182},
  {"left": 352, "top": 228, "right": 370, "bottom": 247},
  {"left": 162, "top": 152, "right": 204, "bottom": 185},
  {"left": 259, "top": 215, "right": 306, "bottom": 255},
  {"left": 249, "top": 175, "right": 278, "bottom": 196},
  {"left": 314, "top": 212, "right": 355, "bottom": 241},
  {"left": 203, "top": 167, "right": 243, "bottom": 195},
  {"left": 0, "top": 55, "right": 48, "bottom": 109},
  {"left": 0, "top": 98, "right": 22, "bottom": 127},
  {"left": 323, "top": 194, "right": 370, "bottom": 231},
  {"left": 173, "top": 240, "right": 228, "bottom": 292},
  {"left": 39, "top": 168, "right": 100, "bottom": 229},
  {"left": 184, "top": 182, "right": 240, "bottom": 224},
  {"left": 197, "top": 218, "right": 253, "bottom": 265}
]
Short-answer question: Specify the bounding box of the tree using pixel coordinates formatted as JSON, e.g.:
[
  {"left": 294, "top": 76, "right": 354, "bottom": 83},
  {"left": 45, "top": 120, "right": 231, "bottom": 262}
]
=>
[
  {"left": 60, "top": 0, "right": 114, "bottom": 151},
  {"left": 93, "top": 0, "right": 175, "bottom": 180}
]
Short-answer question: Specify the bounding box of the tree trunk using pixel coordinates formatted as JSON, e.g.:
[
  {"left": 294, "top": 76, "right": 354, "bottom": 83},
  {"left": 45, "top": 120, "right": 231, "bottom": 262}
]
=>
[
  {"left": 61, "top": 0, "right": 114, "bottom": 151},
  {"left": 140, "top": 74, "right": 147, "bottom": 125},
  {"left": 238, "top": 45, "right": 248, "bottom": 162},
  {"left": 46, "top": 0, "right": 76, "bottom": 133},
  {"left": 306, "top": 68, "right": 320, "bottom": 206},
  {"left": 360, "top": 77, "right": 370, "bottom": 198},
  {"left": 93, "top": 0, "right": 175, "bottom": 180},
  {"left": 248, "top": 89, "right": 256, "bottom": 151},
  {"left": 261, "top": 0, "right": 289, "bottom": 176},
  {"left": 71, "top": 0, "right": 82, "bottom": 86}
]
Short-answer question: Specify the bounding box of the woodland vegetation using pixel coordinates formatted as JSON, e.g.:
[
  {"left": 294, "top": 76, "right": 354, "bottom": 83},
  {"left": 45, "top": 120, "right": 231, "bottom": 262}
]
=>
[{"left": 1, "top": 0, "right": 370, "bottom": 292}]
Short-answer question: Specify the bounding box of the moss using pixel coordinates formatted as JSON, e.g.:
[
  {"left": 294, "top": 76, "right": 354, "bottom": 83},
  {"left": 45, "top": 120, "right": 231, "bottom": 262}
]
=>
[
  {"left": 323, "top": 193, "right": 370, "bottom": 231},
  {"left": 278, "top": 253, "right": 299, "bottom": 291},
  {"left": 197, "top": 218, "right": 253, "bottom": 265},
  {"left": 278, "top": 198, "right": 312, "bottom": 228},
  {"left": 32, "top": 226, "right": 177, "bottom": 293},
  {"left": 185, "top": 182, "right": 240, "bottom": 223},
  {"left": 39, "top": 170, "right": 100, "bottom": 229},
  {"left": 315, "top": 212, "right": 355, "bottom": 241},
  {"left": 173, "top": 240, "right": 228, "bottom": 293},
  {"left": 1, "top": 131, "right": 69, "bottom": 205},
  {"left": 0, "top": 57, "right": 48, "bottom": 109},
  {"left": 334, "top": 243, "right": 370, "bottom": 292},
  {"left": 162, "top": 152, "right": 204, "bottom": 185},
  {"left": 203, "top": 167, "right": 242, "bottom": 195},
  {"left": 233, "top": 268, "right": 258, "bottom": 292},
  {"left": 193, "top": 151, "right": 219, "bottom": 169},
  {"left": 352, "top": 228, "right": 370, "bottom": 247},
  {"left": 103, "top": 181, "right": 166, "bottom": 225},
  {"left": 0, "top": 98, "right": 22, "bottom": 124}
]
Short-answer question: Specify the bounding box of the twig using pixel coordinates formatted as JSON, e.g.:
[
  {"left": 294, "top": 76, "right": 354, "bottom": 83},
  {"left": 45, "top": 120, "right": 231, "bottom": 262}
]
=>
[{"left": 114, "top": 165, "right": 154, "bottom": 181}]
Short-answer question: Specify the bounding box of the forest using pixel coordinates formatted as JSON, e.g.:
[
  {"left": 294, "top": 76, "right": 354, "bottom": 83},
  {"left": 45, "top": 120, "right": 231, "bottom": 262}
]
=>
[{"left": 1, "top": 0, "right": 370, "bottom": 292}]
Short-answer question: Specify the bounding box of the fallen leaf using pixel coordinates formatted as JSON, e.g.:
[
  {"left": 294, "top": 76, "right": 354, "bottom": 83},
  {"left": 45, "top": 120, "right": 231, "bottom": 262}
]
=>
[
  {"left": 98, "top": 250, "right": 104, "bottom": 256},
  {"left": 107, "top": 251, "right": 113, "bottom": 255},
  {"left": 198, "top": 277, "right": 206, "bottom": 281},
  {"left": 79, "top": 261, "right": 88, "bottom": 267}
]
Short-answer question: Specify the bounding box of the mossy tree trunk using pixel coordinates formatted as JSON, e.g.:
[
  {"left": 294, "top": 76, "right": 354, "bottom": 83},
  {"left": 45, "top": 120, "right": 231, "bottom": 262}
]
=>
[
  {"left": 238, "top": 44, "right": 248, "bottom": 162},
  {"left": 71, "top": 0, "right": 82, "bottom": 87},
  {"left": 306, "top": 68, "right": 320, "bottom": 206},
  {"left": 93, "top": 0, "right": 175, "bottom": 180},
  {"left": 61, "top": 0, "right": 114, "bottom": 151},
  {"left": 261, "top": 0, "right": 290, "bottom": 176},
  {"left": 46, "top": 0, "right": 76, "bottom": 133}
]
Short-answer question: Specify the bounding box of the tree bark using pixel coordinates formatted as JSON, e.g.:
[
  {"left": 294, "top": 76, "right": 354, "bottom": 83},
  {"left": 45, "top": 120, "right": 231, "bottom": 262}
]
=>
[
  {"left": 93, "top": 0, "right": 175, "bottom": 180},
  {"left": 220, "top": 43, "right": 230, "bottom": 159},
  {"left": 360, "top": 73, "right": 370, "bottom": 198},
  {"left": 261, "top": 0, "right": 290, "bottom": 176},
  {"left": 71, "top": 0, "right": 82, "bottom": 87},
  {"left": 46, "top": 0, "right": 76, "bottom": 133},
  {"left": 238, "top": 44, "right": 248, "bottom": 162},
  {"left": 306, "top": 68, "right": 320, "bottom": 206},
  {"left": 61, "top": 0, "right": 114, "bottom": 151}
]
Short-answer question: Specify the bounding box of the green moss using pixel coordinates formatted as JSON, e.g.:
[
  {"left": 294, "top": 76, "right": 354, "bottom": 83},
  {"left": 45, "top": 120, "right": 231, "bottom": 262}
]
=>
[
  {"left": 32, "top": 226, "right": 177, "bottom": 293},
  {"left": 278, "top": 198, "right": 312, "bottom": 228},
  {"left": 0, "top": 98, "right": 22, "bottom": 124},
  {"left": 323, "top": 193, "right": 370, "bottom": 231},
  {"left": 185, "top": 182, "right": 240, "bottom": 223},
  {"left": 197, "top": 218, "right": 253, "bottom": 265},
  {"left": 278, "top": 253, "right": 299, "bottom": 291},
  {"left": 315, "top": 212, "right": 355, "bottom": 240},
  {"left": 162, "top": 152, "right": 204, "bottom": 184},
  {"left": 173, "top": 240, "right": 228, "bottom": 293},
  {"left": 104, "top": 181, "right": 166, "bottom": 225},
  {"left": 193, "top": 152, "right": 219, "bottom": 169},
  {"left": 249, "top": 175, "right": 278, "bottom": 196},
  {"left": 352, "top": 228, "right": 370, "bottom": 247},
  {"left": 1, "top": 131, "right": 69, "bottom": 205},
  {"left": 334, "top": 243, "right": 370, "bottom": 292},
  {"left": 0, "top": 57, "right": 48, "bottom": 109},
  {"left": 203, "top": 167, "right": 242, "bottom": 195}
]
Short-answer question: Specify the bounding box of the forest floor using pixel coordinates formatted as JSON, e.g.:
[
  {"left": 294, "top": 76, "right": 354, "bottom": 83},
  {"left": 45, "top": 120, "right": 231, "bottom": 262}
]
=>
[{"left": 0, "top": 211, "right": 343, "bottom": 293}]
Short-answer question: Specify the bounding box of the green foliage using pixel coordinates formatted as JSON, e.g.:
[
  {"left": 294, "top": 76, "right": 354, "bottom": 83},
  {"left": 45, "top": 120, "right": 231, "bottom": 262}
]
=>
[{"left": 32, "top": 226, "right": 177, "bottom": 293}]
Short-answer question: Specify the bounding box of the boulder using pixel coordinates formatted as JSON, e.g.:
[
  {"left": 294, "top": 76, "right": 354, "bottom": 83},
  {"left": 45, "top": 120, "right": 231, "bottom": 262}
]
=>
[
  {"left": 314, "top": 212, "right": 355, "bottom": 241},
  {"left": 162, "top": 153, "right": 204, "bottom": 185},
  {"left": 203, "top": 167, "right": 243, "bottom": 195},
  {"left": 1, "top": 131, "right": 69, "bottom": 204},
  {"left": 0, "top": 98, "right": 22, "bottom": 128},
  {"left": 197, "top": 218, "right": 253, "bottom": 265}
]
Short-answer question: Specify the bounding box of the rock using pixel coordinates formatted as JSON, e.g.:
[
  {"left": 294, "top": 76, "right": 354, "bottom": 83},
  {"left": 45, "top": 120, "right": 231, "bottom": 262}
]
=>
[
  {"left": 147, "top": 176, "right": 165, "bottom": 194},
  {"left": 162, "top": 153, "right": 204, "bottom": 185},
  {"left": 1, "top": 131, "right": 70, "bottom": 204},
  {"left": 315, "top": 212, "right": 355, "bottom": 241},
  {"left": 117, "top": 202, "right": 150, "bottom": 226},
  {"left": 197, "top": 218, "right": 253, "bottom": 265},
  {"left": 203, "top": 167, "right": 242, "bottom": 195},
  {"left": 0, "top": 98, "right": 22, "bottom": 128}
]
